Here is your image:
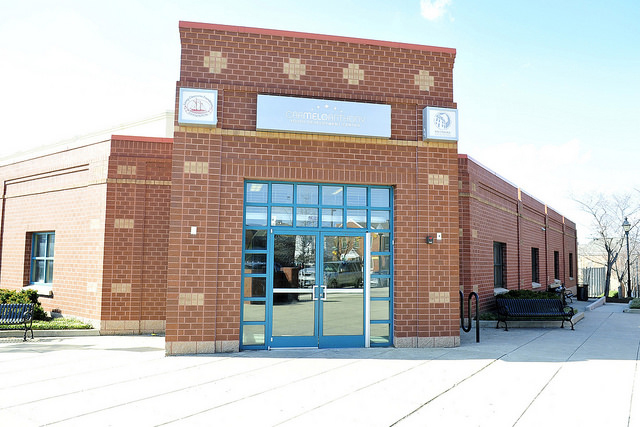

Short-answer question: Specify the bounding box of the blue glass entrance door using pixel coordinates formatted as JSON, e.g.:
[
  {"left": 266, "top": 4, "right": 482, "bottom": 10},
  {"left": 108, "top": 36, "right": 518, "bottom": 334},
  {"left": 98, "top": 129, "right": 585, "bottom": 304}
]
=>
[
  {"left": 319, "top": 235, "right": 365, "bottom": 348},
  {"left": 270, "top": 233, "right": 318, "bottom": 347},
  {"left": 268, "top": 232, "right": 365, "bottom": 348}
]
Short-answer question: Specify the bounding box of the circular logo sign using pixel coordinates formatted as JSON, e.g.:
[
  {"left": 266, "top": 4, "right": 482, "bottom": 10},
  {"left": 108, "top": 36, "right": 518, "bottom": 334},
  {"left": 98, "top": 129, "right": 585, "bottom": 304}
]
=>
[
  {"left": 184, "top": 95, "right": 214, "bottom": 117},
  {"left": 434, "top": 112, "right": 451, "bottom": 130}
]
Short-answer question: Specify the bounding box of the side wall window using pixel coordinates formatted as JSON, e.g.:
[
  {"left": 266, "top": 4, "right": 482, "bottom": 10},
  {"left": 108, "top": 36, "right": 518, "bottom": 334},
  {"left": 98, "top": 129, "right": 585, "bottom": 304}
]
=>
[
  {"left": 554, "top": 250, "right": 560, "bottom": 280},
  {"left": 569, "top": 253, "right": 574, "bottom": 278},
  {"left": 493, "top": 242, "right": 506, "bottom": 288},
  {"left": 31, "top": 232, "right": 55, "bottom": 285},
  {"left": 531, "top": 247, "right": 540, "bottom": 283}
]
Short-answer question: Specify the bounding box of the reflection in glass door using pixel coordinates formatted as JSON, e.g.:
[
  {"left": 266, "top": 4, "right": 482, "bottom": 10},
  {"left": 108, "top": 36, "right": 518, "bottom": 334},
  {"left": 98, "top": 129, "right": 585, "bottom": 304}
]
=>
[
  {"left": 269, "top": 233, "right": 365, "bottom": 348},
  {"left": 319, "top": 235, "right": 364, "bottom": 347},
  {"left": 270, "top": 234, "right": 317, "bottom": 347}
]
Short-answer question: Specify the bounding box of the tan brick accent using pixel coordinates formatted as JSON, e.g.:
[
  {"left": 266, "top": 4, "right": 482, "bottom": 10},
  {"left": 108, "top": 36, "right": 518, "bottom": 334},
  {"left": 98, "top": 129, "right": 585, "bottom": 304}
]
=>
[
  {"left": 204, "top": 51, "right": 227, "bottom": 74},
  {"left": 114, "top": 218, "right": 134, "bottom": 229},
  {"left": 117, "top": 165, "right": 137, "bottom": 176},
  {"left": 184, "top": 161, "right": 209, "bottom": 175},
  {"left": 428, "top": 174, "right": 450, "bottom": 186},
  {"left": 472, "top": 229, "right": 478, "bottom": 238},
  {"left": 343, "top": 63, "right": 364, "bottom": 85},
  {"left": 415, "top": 70, "right": 435, "bottom": 91},
  {"left": 112, "top": 283, "right": 132, "bottom": 294},
  {"left": 179, "top": 293, "right": 204, "bottom": 306},
  {"left": 283, "top": 58, "right": 306, "bottom": 80},
  {"left": 429, "top": 291, "right": 450, "bottom": 303},
  {"left": 107, "top": 178, "right": 171, "bottom": 186}
]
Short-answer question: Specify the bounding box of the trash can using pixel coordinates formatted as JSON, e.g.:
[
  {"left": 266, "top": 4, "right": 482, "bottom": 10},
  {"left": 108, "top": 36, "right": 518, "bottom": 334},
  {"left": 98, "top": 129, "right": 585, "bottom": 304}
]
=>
[{"left": 577, "top": 284, "right": 589, "bottom": 301}]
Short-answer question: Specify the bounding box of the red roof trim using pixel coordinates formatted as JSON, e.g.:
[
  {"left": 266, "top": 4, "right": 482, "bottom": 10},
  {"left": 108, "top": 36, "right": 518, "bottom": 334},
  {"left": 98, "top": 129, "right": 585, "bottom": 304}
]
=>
[
  {"left": 179, "top": 21, "right": 456, "bottom": 55},
  {"left": 111, "top": 135, "right": 173, "bottom": 143}
]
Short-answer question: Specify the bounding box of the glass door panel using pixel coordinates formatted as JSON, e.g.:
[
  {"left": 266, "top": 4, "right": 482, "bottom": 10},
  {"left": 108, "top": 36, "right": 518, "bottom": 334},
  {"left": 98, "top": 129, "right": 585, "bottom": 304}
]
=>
[
  {"left": 320, "top": 235, "right": 365, "bottom": 347},
  {"left": 270, "top": 234, "right": 317, "bottom": 347}
]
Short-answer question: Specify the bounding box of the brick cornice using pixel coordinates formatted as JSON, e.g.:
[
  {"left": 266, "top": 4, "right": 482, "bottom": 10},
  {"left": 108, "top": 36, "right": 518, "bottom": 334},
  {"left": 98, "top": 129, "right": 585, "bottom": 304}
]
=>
[{"left": 179, "top": 21, "right": 456, "bottom": 55}]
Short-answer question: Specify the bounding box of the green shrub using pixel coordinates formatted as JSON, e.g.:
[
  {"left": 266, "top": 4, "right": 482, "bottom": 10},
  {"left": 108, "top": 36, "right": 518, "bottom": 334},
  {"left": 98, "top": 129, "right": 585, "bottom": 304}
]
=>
[
  {"left": 0, "top": 289, "right": 47, "bottom": 320},
  {"left": 609, "top": 289, "right": 619, "bottom": 298},
  {"left": 496, "top": 289, "right": 561, "bottom": 300},
  {"left": 630, "top": 299, "right": 640, "bottom": 309},
  {"left": 0, "top": 317, "right": 93, "bottom": 330}
]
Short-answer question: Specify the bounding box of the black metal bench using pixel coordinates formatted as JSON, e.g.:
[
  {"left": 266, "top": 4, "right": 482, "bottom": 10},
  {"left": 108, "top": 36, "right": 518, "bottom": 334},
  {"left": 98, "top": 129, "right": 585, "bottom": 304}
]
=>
[
  {"left": 0, "top": 303, "right": 34, "bottom": 341},
  {"left": 496, "top": 298, "right": 574, "bottom": 331}
]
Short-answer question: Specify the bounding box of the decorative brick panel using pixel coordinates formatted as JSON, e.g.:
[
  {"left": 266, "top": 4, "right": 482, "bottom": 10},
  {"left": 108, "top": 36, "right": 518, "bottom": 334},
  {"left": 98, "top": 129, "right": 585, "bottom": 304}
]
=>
[
  {"left": 415, "top": 70, "right": 435, "bottom": 91},
  {"left": 112, "top": 283, "right": 132, "bottom": 294},
  {"left": 343, "top": 63, "right": 365, "bottom": 85},
  {"left": 114, "top": 218, "right": 134, "bottom": 229},
  {"left": 429, "top": 292, "right": 451, "bottom": 304},
  {"left": 428, "top": 174, "right": 450, "bottom": 186},
  {"left": 204, "top": 51, "right": 227, "bottom": 74},
  {"left": 184, "top": 161, "right": 209, "bottom": 175},
  {"left": 117, "top": 165, "right": 137, "bottom": 176},
  {"left": 179, "top": 293, "right": 205, "bottom": 306},
  {"left": 284, "top": 58, "right": 306, "bottom": 80}
]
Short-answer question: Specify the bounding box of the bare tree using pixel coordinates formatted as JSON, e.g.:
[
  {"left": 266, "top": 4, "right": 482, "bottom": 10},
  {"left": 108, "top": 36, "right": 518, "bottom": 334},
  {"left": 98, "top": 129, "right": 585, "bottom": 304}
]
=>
[{"left": 575, "top": 193, "right": 640, "bottom": 298}]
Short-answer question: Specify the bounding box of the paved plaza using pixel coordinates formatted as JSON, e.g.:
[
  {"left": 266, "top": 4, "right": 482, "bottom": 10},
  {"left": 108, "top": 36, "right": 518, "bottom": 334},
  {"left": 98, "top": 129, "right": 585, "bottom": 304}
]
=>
[{"left": 1, "top": 301, "right": 639, "bottom": 426}]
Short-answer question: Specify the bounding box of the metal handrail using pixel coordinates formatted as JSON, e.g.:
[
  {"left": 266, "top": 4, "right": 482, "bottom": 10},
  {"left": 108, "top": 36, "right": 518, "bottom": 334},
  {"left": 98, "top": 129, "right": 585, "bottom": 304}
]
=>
[{"left": 459, "top": 290, "right": 479, "bottom": 343}]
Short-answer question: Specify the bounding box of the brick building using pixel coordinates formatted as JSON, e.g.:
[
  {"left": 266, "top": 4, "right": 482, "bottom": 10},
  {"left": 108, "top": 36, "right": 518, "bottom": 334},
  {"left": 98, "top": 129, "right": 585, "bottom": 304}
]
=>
[
  {"left": 458, "top": 155, "right": 578, "bottom": 313},
  {"left": 166, "top": 22, "right": 460, "bottom": 354},
  {"left": 0, "top": 22, "right": 577, "bottom": 355},
  {"left": 0, "top": 135, "right": 172, "bottom": 334}
]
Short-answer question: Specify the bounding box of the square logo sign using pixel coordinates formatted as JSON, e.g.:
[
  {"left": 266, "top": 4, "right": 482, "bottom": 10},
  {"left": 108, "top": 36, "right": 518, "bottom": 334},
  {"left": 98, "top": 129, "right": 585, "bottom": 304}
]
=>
[
  {"left": 423, "top": 107, "right": 458, "bottom": 141},
  {"left": 178, "top": 88, "right": 218, "bottom": 126}
]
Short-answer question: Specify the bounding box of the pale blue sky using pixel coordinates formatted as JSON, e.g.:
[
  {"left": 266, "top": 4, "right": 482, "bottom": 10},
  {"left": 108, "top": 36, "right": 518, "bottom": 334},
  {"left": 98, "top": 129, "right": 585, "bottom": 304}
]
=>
[{"left": 1, "top": 0, "right": 638, "bottom": 240}]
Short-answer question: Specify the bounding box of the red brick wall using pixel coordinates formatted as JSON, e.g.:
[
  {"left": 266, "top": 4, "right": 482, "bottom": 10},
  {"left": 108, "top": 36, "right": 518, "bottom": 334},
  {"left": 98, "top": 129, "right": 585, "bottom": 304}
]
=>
[
  {"left": 0, "top": 142, "right": 111, "bottom": 322},
  {"left": 101, "top": 136, "right": 173, "bottom": 333},
  {"left": 168, "top": 22, "right": 459, "bottom": 353},
  {"left": 0, "top": 136, "right": 172, "bottom": 329},
  {"left": 458, "top": 155, "right": 578, "bottom": 312}
]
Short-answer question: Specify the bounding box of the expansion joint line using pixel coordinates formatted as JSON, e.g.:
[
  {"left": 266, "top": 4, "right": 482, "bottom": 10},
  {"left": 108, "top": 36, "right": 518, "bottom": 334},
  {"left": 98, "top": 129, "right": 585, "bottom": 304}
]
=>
[
  {"left": 391, "top": 324, "right": 608, "bottom": 426},
  {"left": 627, "top": 336, "right": 640, "bottom": 427},
  {"left": 513, "top": 312, "right": 614, "bottom": 426},
  {"left": 390, "top": 332, "right": 547, "bottom": 426}
]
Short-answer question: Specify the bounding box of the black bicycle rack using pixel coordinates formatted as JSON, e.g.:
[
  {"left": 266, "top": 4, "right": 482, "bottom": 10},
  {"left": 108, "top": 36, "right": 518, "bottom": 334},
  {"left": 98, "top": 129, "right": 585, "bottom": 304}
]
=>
[{"left": 459, "top": 290, "right": 480, "bottom": 343}]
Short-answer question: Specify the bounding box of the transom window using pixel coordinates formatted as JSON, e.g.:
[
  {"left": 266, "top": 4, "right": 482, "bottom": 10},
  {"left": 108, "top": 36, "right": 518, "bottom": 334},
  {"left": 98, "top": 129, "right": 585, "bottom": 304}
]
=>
[
  {"left": 31, "top": 232, "right": 55, "bottom": 285},
  {"left": 244, "top": 182, "right": 391, "bottom": 231}
]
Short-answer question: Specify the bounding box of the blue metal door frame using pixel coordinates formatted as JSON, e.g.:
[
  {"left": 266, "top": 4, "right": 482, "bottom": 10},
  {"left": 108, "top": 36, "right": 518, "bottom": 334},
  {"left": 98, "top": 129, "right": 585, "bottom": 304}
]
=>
[{"left": 267, "top": 230, "right": 366, "bottom": 349}]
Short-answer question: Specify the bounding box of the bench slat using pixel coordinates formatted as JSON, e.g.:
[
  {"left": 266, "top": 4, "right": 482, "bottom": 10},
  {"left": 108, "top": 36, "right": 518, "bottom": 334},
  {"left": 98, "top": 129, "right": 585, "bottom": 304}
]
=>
[{"left": 0, "top": 303, "right": 34, "bottom": 340}]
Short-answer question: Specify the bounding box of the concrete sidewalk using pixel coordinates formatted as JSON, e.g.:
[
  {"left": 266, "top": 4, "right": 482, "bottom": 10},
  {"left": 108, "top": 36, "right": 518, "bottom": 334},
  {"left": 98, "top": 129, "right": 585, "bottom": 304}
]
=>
[{"left": 1, "top": 301, "right": 639, "bottom": 426}]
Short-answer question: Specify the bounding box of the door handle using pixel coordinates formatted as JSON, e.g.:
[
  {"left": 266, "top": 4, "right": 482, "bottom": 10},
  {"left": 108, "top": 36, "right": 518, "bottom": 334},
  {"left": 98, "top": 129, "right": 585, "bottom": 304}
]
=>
[
  {"left": 321, "top": 285, "right": 327, "bottom": 301},
  {"left": 312, "top": 285, "right": 318, "bottom": 301}
]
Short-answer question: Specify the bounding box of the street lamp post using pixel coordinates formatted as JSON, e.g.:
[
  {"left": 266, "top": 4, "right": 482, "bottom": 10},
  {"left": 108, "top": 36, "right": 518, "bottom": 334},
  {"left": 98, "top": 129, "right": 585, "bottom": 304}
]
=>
[{"left": 622, "top": 217, "right": 632, "bottom": 297}]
